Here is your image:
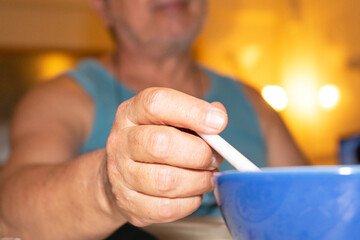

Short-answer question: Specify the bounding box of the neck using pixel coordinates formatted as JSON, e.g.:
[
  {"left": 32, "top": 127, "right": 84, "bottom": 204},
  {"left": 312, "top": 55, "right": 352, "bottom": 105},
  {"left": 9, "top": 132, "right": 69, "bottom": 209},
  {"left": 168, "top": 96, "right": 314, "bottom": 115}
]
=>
[{"left": 103, "top": 46, "right": 208, "bottom": 98}]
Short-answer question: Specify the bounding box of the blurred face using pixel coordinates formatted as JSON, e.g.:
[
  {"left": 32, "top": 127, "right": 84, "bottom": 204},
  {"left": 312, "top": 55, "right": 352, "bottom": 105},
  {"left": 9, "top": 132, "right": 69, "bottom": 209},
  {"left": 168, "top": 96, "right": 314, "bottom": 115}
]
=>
[{"left": 104, "top": 0, "right": 207, "bottom": 57}]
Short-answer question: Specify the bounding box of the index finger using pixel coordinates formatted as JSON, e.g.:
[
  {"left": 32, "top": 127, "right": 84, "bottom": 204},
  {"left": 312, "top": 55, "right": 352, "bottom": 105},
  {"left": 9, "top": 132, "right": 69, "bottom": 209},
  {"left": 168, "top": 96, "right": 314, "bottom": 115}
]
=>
[{"left": 124, "top": 87, "right": 228, "bottom": 134}]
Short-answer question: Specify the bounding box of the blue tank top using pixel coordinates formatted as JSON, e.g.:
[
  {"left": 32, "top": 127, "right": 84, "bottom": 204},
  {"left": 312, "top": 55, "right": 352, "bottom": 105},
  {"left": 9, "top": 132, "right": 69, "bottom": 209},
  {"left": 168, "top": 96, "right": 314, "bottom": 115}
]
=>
[{"left": 68, "top": 59, "right": 267, "bottom": 216}]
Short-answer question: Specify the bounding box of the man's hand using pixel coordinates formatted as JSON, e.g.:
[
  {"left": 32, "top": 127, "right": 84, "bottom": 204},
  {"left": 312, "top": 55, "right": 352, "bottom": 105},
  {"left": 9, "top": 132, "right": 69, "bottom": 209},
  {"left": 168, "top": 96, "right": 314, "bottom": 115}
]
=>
[{"left": 105, "top": 87, "right": 228, "bottom": 226}]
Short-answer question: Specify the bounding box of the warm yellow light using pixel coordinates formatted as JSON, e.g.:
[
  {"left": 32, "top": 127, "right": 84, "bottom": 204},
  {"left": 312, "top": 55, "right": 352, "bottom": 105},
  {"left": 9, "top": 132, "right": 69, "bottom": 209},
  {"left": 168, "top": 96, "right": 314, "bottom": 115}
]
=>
[
  {"left": 37, "top": 53, "right": 75, "bottom": 81},
  {"left": 318, "top": 84, "right": 340, "bottom": 109},
  {"left": 261, "top": 85, "right": 288, "bottom": 111},
  {"left": 239, "top": 45, "right": 261, "bottom": 70},
  {"left": 283, "top": 65, "right": 319, "bottom": 117}
]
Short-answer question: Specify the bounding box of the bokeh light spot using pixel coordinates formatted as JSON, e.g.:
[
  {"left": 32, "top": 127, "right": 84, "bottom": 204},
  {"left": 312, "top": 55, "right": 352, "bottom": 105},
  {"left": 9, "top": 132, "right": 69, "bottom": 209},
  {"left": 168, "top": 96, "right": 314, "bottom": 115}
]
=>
[
  {"left": 261, "top": 85, "right": 288, "bottom": 111},
  {"left": 318, "top": 84, "right": 340, "bottom": 109}
]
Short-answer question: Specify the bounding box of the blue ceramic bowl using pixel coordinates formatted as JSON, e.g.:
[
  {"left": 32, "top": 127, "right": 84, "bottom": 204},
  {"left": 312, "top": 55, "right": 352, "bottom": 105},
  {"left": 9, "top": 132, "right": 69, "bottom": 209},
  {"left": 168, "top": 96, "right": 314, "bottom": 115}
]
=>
[{"left": 214, "top": 166, "right": 360, "bottom": 240}]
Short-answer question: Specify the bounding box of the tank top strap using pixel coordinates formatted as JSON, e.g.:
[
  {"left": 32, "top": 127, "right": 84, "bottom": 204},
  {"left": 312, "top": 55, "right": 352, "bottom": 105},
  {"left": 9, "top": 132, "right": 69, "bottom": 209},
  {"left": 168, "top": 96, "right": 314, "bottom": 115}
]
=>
[{"left": 67, "top": 59, "right": 124, "bottom": 154}]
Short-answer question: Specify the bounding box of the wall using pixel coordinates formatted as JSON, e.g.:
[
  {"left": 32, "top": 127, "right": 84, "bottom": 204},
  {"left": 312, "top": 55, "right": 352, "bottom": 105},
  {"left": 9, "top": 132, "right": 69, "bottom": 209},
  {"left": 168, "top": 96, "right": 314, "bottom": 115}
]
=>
[
  {"left": 0, "top": 0, "right": 113, "bottom": 52},
  {"left": 196, "top": 0, "right": 360, "bottom": 164}
]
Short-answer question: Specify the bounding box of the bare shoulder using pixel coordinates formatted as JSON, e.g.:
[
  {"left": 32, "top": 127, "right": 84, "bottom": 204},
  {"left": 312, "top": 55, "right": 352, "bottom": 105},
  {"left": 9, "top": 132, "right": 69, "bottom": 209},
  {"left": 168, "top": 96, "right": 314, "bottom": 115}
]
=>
[{"left": 10, "top": 75, "right": 94, "bottom": 165}]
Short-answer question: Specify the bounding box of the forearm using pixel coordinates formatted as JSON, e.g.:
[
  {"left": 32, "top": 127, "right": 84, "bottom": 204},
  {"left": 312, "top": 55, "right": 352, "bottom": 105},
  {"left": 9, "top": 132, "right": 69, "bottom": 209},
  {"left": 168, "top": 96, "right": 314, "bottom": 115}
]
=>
[{"left": 0, "top": 149, "right": 126, "bottom": 240}]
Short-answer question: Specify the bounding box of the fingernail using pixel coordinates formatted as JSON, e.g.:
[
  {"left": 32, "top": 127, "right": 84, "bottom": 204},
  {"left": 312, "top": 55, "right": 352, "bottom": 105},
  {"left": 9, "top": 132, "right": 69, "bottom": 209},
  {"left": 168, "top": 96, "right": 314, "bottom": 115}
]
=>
[{"left": 206, "top": 108, "right": 226, "bottom": 131}]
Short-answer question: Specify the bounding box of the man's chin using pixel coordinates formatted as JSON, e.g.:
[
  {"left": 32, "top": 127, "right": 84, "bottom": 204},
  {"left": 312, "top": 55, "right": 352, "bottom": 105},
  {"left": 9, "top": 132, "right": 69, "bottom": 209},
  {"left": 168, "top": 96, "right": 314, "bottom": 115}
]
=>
[{"left": 159, "top": 25, "right": 201, "bottom": 46}]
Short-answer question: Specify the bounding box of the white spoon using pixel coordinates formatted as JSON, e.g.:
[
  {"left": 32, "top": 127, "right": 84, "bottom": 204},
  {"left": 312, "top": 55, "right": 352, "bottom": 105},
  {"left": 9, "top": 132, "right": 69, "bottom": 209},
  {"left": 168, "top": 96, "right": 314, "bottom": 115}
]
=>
[{"left": 197, "top": 133, "right": 261, "bottom": 172}]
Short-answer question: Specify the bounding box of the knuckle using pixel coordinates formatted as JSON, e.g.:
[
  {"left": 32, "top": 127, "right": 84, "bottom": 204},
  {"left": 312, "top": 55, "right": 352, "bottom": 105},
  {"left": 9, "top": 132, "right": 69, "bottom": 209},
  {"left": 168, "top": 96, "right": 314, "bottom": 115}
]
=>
[
  {"left": 142, "top": 88, "right": 166, "bottom": 117},
  {"left": 117, "top": 100, "right": 129, "bottom": 113},
  {"left": 107, "top": 102, "right": 131, "bottom": 152},
  {"left": 155, "top": 167, "right": 176, "bottom": 193},
  {"left": 157, "top": 199, "right": 176, "bottom": 220},
  {"left": 115, "top": 99, "right": 130, "bottom": 119},
  {"left": 148, "top": 131, "right": 170, "bottom": 159},
  {"left": 106, "top": 133, "right": 117, "bottom": 152}
]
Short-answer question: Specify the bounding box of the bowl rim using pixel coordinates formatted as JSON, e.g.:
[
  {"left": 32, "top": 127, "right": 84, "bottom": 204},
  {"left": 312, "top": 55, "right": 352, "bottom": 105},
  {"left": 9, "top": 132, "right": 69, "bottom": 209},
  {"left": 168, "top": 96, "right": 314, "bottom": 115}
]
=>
[{"left": 217, "top": 165, "right": 360, "bottom": 177}]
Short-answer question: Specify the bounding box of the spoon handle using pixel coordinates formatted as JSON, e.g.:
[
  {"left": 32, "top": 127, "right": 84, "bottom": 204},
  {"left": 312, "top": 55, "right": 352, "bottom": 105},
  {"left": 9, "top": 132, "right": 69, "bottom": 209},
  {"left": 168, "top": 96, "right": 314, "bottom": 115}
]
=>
[{"left": 197, "top": 133, "right": 261, "bottom": 172}]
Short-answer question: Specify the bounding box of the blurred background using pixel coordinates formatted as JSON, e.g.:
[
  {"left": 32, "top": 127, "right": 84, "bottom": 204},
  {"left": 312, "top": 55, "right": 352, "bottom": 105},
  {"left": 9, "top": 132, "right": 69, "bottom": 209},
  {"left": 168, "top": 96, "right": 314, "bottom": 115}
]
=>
[{"left": 0, "top": 0, "right": 359, "bottom": 165}]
